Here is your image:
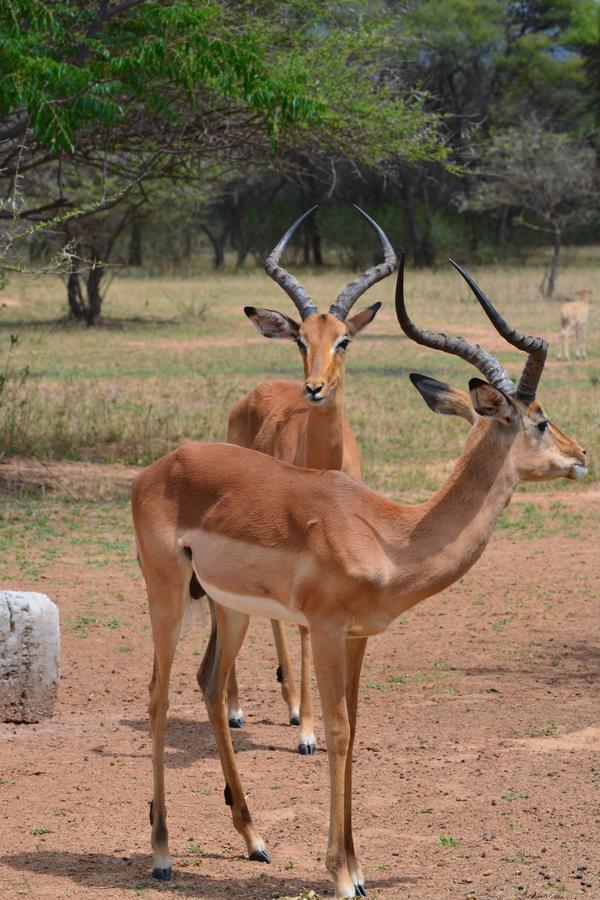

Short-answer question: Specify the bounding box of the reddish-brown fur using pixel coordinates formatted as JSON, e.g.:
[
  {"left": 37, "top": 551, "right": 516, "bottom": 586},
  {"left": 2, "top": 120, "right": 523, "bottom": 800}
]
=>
[{"left": 133, "top": 376, "right": 585, "bottom": 898}]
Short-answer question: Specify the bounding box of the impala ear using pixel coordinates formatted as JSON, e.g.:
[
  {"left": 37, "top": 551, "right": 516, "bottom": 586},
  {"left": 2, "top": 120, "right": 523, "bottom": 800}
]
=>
[
  {"left": 468, "top": 378, "right": 519, "bottom": 422},
  {"left": 244, "top": 306, "right": 300, "bottom": 340},
  {"left": 410, "top": 373, "right": 476, "bottom": 423},
  {"left": 347, "top": 302, "right": 382, "bottom": 336}
]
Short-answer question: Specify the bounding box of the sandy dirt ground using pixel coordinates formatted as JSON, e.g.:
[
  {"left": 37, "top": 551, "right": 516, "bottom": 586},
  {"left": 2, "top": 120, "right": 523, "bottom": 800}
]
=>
[{"left": 0, "top": 468, "right": 598, "bottom": 900}]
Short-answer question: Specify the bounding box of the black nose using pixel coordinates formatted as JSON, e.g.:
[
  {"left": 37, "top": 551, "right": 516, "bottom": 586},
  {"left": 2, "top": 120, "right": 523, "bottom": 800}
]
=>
[{"left": 305, "top": 383, "right": 323, "bottom": 398}]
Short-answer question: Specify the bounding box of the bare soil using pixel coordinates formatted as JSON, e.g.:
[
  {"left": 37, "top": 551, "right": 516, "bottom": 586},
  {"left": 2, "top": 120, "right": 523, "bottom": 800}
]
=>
[{"left": 0, "top": 466, "right": 598, "bottom": 900}]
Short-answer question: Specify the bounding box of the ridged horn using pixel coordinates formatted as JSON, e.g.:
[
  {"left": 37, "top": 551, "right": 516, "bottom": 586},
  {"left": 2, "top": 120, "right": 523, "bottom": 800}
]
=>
[
  {"left": 449, "top": 260, "right": 547, "bottom": 403},
  {"left": 264, "top": 207, "right": 319, "bottom": 320},
  {"left": 395, "top": 254, "right": 515, "bottom": 395},
  {"left": 329, "top": 205, "right": 398, "bottom": 320}
]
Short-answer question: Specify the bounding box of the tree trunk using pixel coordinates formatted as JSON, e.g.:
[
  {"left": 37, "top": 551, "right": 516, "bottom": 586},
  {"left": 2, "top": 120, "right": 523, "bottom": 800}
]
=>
[
  {"left": 302, "top": 224, "right": 310, "bottom": 265},
  {"left": 86, "top": 262, "right": 104, "bottom": 324},
  {"left": 540, "top": 224, "right": 561, "bottom": 298},
  {"left": 66, "top": 256, "right": 105, "bottom": 325},
  {"left": 67, "top": 262, "right": 86, "bottom": 321},
  {"left": 310, "top": 218, "right": 323, "bottom": 265},
  {"left": 235, "top": 240, "right": 252, "bottom": 271},
  {"left": 400, "top": 181, "right": 433, "bottom": 268},
  {"left": 497, "top": 206, "right": 508, "bottom": 257},
  {"left": 200, "top": 223, "right": 228, "bottom": 269},
  {"left": 128, "top": 220, "right": 143, "bottom": 266}
]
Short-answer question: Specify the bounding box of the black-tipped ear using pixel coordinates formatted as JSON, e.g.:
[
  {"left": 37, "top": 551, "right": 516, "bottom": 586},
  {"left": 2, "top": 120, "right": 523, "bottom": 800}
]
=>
[
  {"left": 244, "top": 306, "right": 300, "bottom": 340},
  {"left": 410, "top": 373, "right": 450, "bottom": 413},
  {"left": 469, "top": 378, "right": 519, "bottom": 422},
  {"left": 346, "top": 302, "right": 382, "bottom": 336},
  {"left": 410, "top": 373, "right": 476, "bottom": 423}
]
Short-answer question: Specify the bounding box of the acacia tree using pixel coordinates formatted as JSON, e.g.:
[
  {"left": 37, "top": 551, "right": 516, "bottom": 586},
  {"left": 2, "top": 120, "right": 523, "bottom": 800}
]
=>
[
  {"left": 1, "top": 0, "right": 448, "bottom": 321},
  {"left": 465, "top": 121, "right": 596, "bottom": 296},
  {"left": 0, "top": 0, "right": 324, "bottom": 317}
]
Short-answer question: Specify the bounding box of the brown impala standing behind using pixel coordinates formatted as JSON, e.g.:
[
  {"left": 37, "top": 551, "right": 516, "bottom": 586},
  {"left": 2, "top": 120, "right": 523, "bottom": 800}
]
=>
[
  {"left": 209, "top": 205, "right": 397, "bottom": 754},
  {"left": 132, "top": 260, "right": 586, "bottom": 898}
]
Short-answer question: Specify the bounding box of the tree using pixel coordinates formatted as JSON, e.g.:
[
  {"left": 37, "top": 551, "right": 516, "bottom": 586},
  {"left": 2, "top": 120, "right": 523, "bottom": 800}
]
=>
[
  {"left": 0, "top": 1, "right": 448, "bottom": 320},
  {"left": 465, "top": 120, "right": 597, "bottom": 296}
]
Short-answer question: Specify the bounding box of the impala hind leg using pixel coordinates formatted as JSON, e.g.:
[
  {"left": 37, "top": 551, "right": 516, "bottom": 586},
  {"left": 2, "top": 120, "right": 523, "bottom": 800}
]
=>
[
  {"left": 198, "top": 603, "right": 270, "bottom": 863},
  {"left": 271, "top": 619, "right": 301, "bottom": 725},
  {"left": 311, "top": 628, "right": 356, "bottom": 900},
  {"left": 344, "top": 637, "right": 368, "bottom": 896},
  {"left": 298, "top": 626, "right": 316, "bottom": 755},
  {"left": 147, "top": 585, "right": 185, "bottom": 880},
  {"left": 204, "top": 598, "right": 245, "bottom": 728}
]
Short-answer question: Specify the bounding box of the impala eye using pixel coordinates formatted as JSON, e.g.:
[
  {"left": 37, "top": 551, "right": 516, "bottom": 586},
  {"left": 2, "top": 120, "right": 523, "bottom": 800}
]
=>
[
  {"left": 537, "top": 420, "right": 549, "bottom": 433},
  {"left": 336, "top": 338, "right": 351, "bottom": 352}
]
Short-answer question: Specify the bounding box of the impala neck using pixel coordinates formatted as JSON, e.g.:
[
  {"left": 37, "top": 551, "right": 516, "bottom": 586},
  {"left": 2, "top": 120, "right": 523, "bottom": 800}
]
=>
[
  {"left": 390, "top": 419, "right": 520, "bottom": 609},
  {"left": 304, "top": 385, "right": 345, "bottom": 471}
]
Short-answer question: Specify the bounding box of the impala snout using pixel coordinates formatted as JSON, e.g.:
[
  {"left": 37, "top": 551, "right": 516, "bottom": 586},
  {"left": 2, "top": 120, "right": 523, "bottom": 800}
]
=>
[
  {"left": 305, "top": 381, "right": 325, "bottom": 402},
  {"left": 569, "top": 446, "right": 587, "bottom": 480},
  {"left": 546, "top": 422, "right": 587, "bottom": 480}
]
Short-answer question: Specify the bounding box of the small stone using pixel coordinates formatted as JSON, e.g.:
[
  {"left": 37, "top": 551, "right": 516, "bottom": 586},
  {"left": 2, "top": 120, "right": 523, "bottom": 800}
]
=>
[{"left": 0, "top": 592, "right": 60, "bottom": 723}]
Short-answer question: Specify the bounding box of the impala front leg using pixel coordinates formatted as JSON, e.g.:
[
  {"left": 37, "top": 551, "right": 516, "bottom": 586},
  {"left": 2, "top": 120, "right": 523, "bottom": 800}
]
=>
[
  {"left": 311, "top": 627, "right": 356, "bottom": 899},
  {"left": 344, "top": 636, "right": 368, "bottom": 896},
  {"left": 198, "top": 603, "right": 270, "bottom": 863}
]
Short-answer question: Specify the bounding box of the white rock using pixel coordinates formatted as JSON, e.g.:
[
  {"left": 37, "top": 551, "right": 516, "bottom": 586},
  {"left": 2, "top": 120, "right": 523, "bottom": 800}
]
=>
[{"left": 0, "top": 591, "right": 60, "bottom": 723}]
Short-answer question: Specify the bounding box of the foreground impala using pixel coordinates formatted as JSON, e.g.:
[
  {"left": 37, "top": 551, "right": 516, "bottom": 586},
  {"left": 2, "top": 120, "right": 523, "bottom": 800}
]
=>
[
  {"left": 132, "top": 260, "right": 586, "bottom": 898},
  {"left": 219, "top": 205, "right": 396, "bottom": 752}
]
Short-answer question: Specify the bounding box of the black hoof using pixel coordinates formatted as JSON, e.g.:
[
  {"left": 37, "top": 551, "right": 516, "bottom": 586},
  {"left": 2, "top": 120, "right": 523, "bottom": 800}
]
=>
[
  {"left": 298, "top": 742, "right": 316, "bottom": 756},
  {"left": 228, "top": 717, "right": 243, "bottom": 729},
  {"left": 249, "top": 848, "right": 271, "bottom": 864},
  {"left": 152, "top": 867, "right": 172, "bottom": 881},
  {"left": 355, "top": 883, "right": 367, "bottom": 896},
  {"left": 289, "top": 715, "right": 300, "bottom": 726}
]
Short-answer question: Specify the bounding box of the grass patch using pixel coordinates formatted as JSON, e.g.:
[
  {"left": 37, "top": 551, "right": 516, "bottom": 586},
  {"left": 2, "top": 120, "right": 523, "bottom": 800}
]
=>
[
  {"left": 502, "top": 791, "right": 529, "bottom": 802},
  {"left": 497, "top": 501, "right": 594, "bottom": 539},
  {"left": 438, "top": 834, "right": 460, "bottom": 848},
  {"left": 0, "top": 263, "right": 597, "bottom": 496}
]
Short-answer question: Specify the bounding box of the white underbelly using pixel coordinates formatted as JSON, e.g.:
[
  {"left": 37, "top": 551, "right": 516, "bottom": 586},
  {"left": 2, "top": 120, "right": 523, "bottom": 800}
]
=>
[{"left": 200, "top": 579, "right": 308, "bottom": 627}]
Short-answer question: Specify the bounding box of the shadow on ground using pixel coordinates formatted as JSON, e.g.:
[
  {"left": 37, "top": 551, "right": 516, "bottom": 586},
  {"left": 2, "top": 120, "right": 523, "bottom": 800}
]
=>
[
  {"left": 1, "top": 850, "right": 413, "bottom": 898},
  {"left": 107, "top": 717, "right": 313, "bottom": 769}
]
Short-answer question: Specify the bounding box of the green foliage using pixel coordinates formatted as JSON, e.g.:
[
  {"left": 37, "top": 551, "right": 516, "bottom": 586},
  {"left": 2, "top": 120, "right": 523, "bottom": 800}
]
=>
[
  {"left": 261, "top": 2, "right": 446, "bottom": 166},
  {"left": 0, "top": 1, "right": 321, "bottom": 153},
  {"left": 466, "top": 121, "right": 596, "bottom": 226},
  {"left": 403, "top": 0, "right": 596, "bottom": 131},
  {"left": 1, "top": 0, "right": 446, "bottom": 167}
]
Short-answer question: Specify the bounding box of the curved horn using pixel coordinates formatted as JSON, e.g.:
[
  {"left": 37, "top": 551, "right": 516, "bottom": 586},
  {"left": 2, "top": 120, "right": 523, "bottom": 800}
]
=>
[
  {"left": 395, "top": 254, "right": 515, "bottom": 395},
  {"left": 264, "top": 207, "right": 319, "bottom": 320},
  {"left": 449, "top": 260, "right": 548, "bottom": 403},
  {"left": 329, "top": 205, "right": 398, "bottom": 320}
]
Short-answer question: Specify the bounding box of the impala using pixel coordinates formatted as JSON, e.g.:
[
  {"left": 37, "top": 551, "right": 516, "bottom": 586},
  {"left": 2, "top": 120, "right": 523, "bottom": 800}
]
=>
[
  {"left": 132, "top": 259, "right": 586, "bottom": 898},
  {"left": 557, "top": 288, "right": 591, "bottom": 360},
  {"left": 213, "top": 205, "right": 397, "bottom": 753}
]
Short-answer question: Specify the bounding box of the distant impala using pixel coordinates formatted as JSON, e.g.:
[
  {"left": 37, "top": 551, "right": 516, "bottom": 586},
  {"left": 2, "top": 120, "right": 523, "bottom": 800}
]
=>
[
  {"left": 557, "top": 288, "right": 591, "bottom": 360},
  {"left": 132, "top": 259, "right": 586, "bottom": 897},
  {"left": 213, "top": 205, "right": 397, "bottom": 754}
]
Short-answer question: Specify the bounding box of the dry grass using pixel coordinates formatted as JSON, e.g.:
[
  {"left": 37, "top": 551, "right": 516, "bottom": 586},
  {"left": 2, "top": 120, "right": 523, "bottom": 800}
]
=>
[{"left": 0, "top": 254, "right": 598, "bottom": 498}]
